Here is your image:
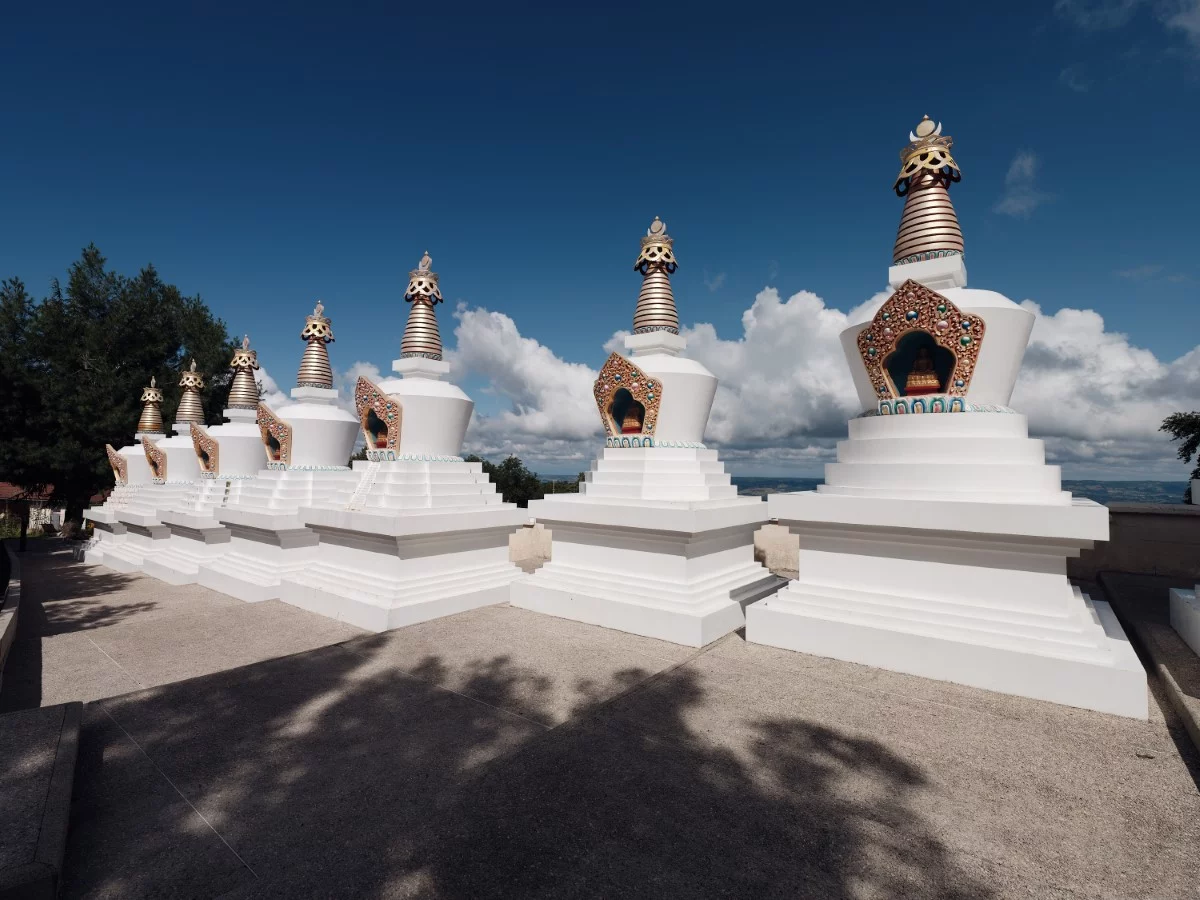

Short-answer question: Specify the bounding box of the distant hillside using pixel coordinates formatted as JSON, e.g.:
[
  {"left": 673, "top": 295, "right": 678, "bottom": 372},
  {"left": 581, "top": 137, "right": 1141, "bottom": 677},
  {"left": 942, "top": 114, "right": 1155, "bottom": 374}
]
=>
[{"left": 732, "top": 477, "right": 1189, "bottom": 506}]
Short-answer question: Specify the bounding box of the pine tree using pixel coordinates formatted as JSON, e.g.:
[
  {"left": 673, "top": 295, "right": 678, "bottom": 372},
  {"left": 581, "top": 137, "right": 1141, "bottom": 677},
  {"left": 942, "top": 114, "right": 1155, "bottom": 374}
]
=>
[{"left": 0, "top": 246, "right": 236, "bottom": 534}]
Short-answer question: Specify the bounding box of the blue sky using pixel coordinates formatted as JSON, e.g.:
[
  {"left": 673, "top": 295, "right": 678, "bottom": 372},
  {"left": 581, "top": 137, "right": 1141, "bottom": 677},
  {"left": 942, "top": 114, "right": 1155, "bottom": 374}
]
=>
[{"left": 2, "top": 2, "right": 1198, "bottom": 476}]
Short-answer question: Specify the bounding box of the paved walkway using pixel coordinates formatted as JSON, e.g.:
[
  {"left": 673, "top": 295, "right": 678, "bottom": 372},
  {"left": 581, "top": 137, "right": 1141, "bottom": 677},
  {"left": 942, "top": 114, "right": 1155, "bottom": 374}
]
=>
[{"left": 4, "top": 546, "right": 1199, "bottom": 898}]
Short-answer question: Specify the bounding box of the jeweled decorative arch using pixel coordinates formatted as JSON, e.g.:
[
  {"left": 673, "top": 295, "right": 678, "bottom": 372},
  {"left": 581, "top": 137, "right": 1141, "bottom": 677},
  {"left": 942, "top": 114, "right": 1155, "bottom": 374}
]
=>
[
  {"left": 143, "top": 438, "right": 167, "bottom": 483},
  {"left": 593, "top": 353, "right": 663, "bottom": 439},
  {"left": 354, "top": 376, "right": 401, "bottom": 460},
  {"left": 856, "top": 279, "right": 985, "bottom": 399},
  {"left": 257, "top": 402, "right": 293, "bottom": 468},
  {"left": 106, "top": 444, "right": 127, "bottom": 485},
  {"left": 191, "top": 423, "right": 220, "bottom": 476}
]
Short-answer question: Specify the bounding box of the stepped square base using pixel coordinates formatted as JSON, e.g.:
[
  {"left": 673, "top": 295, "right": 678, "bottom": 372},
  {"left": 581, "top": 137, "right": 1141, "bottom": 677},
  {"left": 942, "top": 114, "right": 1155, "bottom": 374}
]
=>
[
  {"left": 279, "top": 506, "right": 528, "bottom": 632},
  {"left": 142, "top": 516, "right": 231, "bottom": 585},
  {"left": 83, "top": 522, "right": 127, "bottom": 566},
  {"left": 197, "top": 518, "right": 319, "bottom": 603},
  {"left": 98, "top": 527, "right": 172, "bottom": 573},
  {"left": 1169, "top": 587, "right": 1200, "bottom": 658},
  {"left": 745, "top": 491, "right": 1147, "bottom": 719},
  {"left": 512, "top": 496, "right": 777, "bottom": 647}
]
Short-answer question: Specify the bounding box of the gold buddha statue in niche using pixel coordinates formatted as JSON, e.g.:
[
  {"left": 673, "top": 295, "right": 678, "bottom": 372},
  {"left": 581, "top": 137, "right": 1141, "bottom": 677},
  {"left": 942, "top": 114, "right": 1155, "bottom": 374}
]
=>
[
  {"left": 904, "top": 347, "right": 942, "bottom": 395},
  {"left": 621, "top": 405, "right": 645, "bottom": 434}
]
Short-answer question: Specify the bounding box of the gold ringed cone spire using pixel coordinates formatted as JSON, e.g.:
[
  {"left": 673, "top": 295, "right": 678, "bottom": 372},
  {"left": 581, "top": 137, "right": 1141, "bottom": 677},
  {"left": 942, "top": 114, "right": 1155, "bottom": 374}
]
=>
[
  {"left": 136, "top": 375, "right": 165, "bottom": 434},
  {"left": 892, "top": 115, "right": 964, "bottom": 265},
  {"left": 175, "top": 359, "right": 206, "bottom": 424},
  {"left": 400, "top": 250, "right": 444, "bottom": 360},
  {"left": 298, "top": 301, "right": 335, "bottom": 388},
  {"left": 632, "top": 217, "right": 680, "bottom": 334},
  {"left": 227, "top": 335, "right": 261, "bottom": 408}
]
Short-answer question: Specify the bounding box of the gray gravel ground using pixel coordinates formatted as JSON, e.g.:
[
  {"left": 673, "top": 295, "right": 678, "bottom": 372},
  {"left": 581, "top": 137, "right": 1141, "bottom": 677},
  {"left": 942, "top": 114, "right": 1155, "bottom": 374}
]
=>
[{"left": 5, "top": 545, "right": 1198, "bottom": 899}]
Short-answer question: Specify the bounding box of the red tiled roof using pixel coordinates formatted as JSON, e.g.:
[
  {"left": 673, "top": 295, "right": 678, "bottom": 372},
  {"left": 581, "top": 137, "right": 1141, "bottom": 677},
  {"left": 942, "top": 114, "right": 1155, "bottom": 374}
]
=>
[{"left": 0, "top": 483, "right": 52, "bottom": 501}]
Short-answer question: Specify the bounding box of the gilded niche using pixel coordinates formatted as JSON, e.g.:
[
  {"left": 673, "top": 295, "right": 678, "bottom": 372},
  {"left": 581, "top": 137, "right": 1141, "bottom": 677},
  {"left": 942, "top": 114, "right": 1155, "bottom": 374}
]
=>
[
  {"left": 191, "top": 423, "right": 220, "bottom": 476},
  {"left": 354, "top": 376, "right": 401, "bottom": 459},
  {"left": 856, "top": 279, "right": 985, "bottom": 401},
  {"left": 143, "top": 438, "right": 167, "bottom": 483},
  {"left": 257, "top": 403, "right": 293, "bottom": 468},
  {"left": 106, "top": 444, "right": 127, "bottom": 485},
  {"left": 593, "top": 353, "right": 662, "bottom": 439}
]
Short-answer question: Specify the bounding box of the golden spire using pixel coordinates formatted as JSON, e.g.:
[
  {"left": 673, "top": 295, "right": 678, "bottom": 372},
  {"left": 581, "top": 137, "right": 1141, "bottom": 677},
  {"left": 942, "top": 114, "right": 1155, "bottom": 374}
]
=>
[
  {"left": 297, "top": 300, "right": 335, "bottom": 388},
  {"left": 400, "top": 250, "right": 444, "bottom": 360},
  {"left": 892, "top": 116, "right": 964, "bottom": 265},
  {"left": 136, "top": 375, "right": 165, "bottom": 434},
  {"left": 227, "top": 334, "right": 261, "bottom": 408},
  {"left": 175, "top": 359, "right": 206, "bottom": 424},
  {"left": 632, "top": 217, "right": 680, "bottom": 334}
]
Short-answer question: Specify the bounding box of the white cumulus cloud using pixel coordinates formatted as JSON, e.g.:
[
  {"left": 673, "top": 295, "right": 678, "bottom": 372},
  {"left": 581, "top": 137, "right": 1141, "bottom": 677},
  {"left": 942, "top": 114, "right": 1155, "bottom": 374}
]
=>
[
  {"left": 439, "top": 286, "right": 1197, "bottom": 479},
  {"left": 994, "top": 152, "right": 1052, "bottom": 218}
]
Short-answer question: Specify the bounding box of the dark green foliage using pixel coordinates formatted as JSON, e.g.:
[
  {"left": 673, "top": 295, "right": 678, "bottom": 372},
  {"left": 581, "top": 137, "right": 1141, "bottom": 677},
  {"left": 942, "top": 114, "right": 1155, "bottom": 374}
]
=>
[
  {"left": 463, "top": 454, "right": 581, "bottom": 508},
  {"left": 348, "top": 445, "right": 368, "bottom": 465},
  {"left": 1160, "top": 411, "right": 1200, "bottom": 502},
  {"left": 0, "top": 245, "right": 235, "bottom": 528}
]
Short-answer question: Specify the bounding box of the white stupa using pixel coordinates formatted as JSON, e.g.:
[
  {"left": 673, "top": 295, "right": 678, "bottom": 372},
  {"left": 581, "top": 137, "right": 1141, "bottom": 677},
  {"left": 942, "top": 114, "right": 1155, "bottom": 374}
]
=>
[
  {"left": 98, "top": 361, "right": 208, "bottom": 572},
  {"left": 143, "top": 337, "right": 268, "bottom": 584},
  {"left": 196, "top": 303, "right": 360, "bottom": 601},
  {"left": 744, "top": 116, "right": 1147, "bottom": 719},
  {"left": 510, "top": 218, "right": 780, "bottom": 647},
  {"left": 277, "top": 252, "right": 527, "bottom": 632},
  {"left": 84, "top": 377, "right": 165, "bottom": 564}
]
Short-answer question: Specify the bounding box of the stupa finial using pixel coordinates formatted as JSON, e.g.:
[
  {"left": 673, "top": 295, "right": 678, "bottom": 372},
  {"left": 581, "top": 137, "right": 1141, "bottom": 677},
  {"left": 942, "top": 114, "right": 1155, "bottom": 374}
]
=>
[
  {"left": 298, "top": 300, "right": 335, "bottom": 389},
  {"left": 632, "top": 216, "right": 680, "bottom": 335},
  {"left": 175, "top": 359, "right": 206, "bottom": 424},
  {"left": 137, "top": 375, "right": 165, "bottom": 434},
  {"left": 400, "top": 250, "right": 444, "bottom": 360},
  {"left": 892, "top": 114, "right": 964, "bottom": 266},
  {"left": 228, "top": 335, "right": 261, "bottom": 409}
]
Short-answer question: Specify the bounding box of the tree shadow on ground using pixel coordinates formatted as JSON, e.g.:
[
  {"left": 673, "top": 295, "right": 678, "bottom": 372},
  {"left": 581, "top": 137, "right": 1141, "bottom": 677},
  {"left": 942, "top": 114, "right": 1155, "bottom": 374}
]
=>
[
  {"left": 63, "top": 630, "right": 994, "bottom": 900},
  {"left": 0, "top": 549, "right": 147, "bottom": 713}
]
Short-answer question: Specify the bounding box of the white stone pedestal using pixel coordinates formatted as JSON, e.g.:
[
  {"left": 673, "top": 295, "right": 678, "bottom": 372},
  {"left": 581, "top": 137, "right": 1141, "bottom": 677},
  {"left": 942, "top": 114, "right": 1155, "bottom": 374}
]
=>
[
  {"left": 271, "top": 459, "right": 526, "bottom": 631},
  {"left": 196, "top": 507, "right": 321, "bottom": 602},
  {"left": 142, "top": 509, "right": 232, "bottom": 585},
  {"left": 281, "top": 504, "right": 526, "bottom": 632},
  {"left": 1170, "top": 586, "right": 1200, "bottom": 657},
  {"left": 102, "top": 482, "right": 196, "bottom": 572},
  {"left": 744, "top": 414, "right": 1147, "bottom": 720},
  {"left": 512, "top": 448, "right": 779, "bottom": 647}
]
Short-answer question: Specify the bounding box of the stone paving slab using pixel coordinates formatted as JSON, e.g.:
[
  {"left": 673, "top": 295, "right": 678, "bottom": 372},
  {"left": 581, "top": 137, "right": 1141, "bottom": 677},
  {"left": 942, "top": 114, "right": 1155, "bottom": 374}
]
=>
[
  {"left": 0, "top": 547, "right": 364, "bottom": 712},
  {"left": 11, "top": 544, "right": 1200, "bottom": 898},
  {"left": 0, "top": 702, "right": 81, "bottom": 899},
  {"left": 62, "top": 612, "right": 1200, "bottom": 899},
  {"left": 339, "top": 604, "right": 694, "bottom": 725}
]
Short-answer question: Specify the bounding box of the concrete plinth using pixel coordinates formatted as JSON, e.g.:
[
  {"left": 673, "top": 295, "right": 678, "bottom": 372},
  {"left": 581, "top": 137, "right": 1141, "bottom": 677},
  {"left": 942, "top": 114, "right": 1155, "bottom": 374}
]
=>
[
  {"left": 512, "top": 496, "right": 777, "bottom": 647},
  {"left": 279, "top": 505, "right": 526, "bottom": 632},
  {"left": 196, "top": 509, "right": 320, "bottom": 603},
  {"left": 142, "top": 513, "right": 231, "bottom": 585},
  {"left": 746, "top": 490, "right": 1148, "bottom": 719},
  {"left": 1169, "top": 586, "right": 1200, "bottom": 657}
]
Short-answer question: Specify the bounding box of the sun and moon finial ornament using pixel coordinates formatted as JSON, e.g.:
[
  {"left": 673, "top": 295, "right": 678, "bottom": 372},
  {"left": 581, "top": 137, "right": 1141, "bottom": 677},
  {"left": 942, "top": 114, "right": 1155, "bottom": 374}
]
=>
[
  {"left": 228, "top": 335, "right": 262, "bottom": 409},
  {"left": 400, "top": 250, "right": 444, "bottom": 360},
  {"left": 892, "top": 114, "right": 964, "bottom": 265},
  {"left": 298, "top": 300, "right": 336, "bottom": 388},
  {"left": 632, "top": 216, "right": 680, "bottom": 335}
]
